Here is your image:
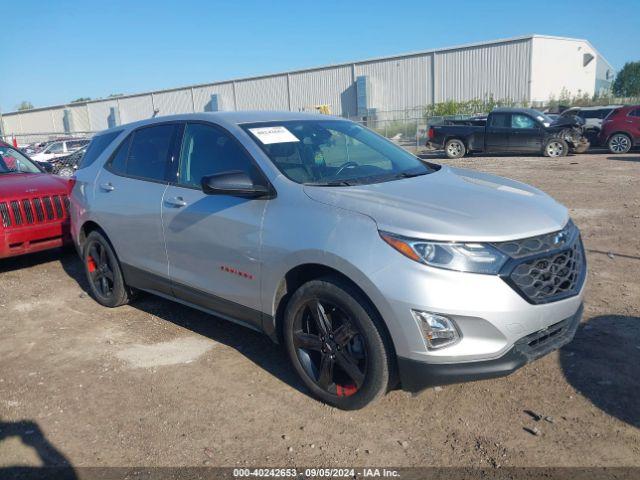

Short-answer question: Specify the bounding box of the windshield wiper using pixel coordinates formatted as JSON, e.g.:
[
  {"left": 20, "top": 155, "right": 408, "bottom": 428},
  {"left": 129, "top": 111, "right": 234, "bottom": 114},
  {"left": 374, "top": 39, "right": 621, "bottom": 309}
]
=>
[
  {"left": 305, "top": 179, "right": 358, "bottom": 187},
  {"left": 394, "top": 170, "right": 428, "bottom": 179}
]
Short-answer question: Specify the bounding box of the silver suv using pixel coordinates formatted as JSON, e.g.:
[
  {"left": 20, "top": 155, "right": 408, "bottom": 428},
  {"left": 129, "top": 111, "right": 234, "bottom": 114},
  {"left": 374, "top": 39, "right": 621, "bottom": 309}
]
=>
[{"left": 70, "top": 112, "right": 586, "bottom": 409}]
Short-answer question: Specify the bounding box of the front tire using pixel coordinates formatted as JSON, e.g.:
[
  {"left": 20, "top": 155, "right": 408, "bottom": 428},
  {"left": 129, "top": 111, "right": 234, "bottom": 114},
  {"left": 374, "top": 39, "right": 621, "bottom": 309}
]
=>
[
  {"left": 608, "top": 133, "right": 632, "bottom": 154},
  {"left": 83, "top": 230, "right": 130, "bottom": 308},
  {"left": 283, "top": 276, "right": 392, "bottom": 409},
  {"left": 544, "top": 138, "right": 568, "bottom": 157},
  {"left": 444, "top": 139, "right": 466, "bottom": 159}
]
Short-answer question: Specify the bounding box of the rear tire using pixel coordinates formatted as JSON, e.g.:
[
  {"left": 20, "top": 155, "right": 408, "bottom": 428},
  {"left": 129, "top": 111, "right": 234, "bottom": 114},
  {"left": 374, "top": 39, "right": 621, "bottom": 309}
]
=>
[
  {"left": 283, "top": 276, "right": 391, "bottom": 409},
  {"left": 543, "top": 138, "right": 568, "bottom": 157},
  {"left": 444, "top": 139, "right": 466, "bottom": 159},
  {"left": 83, "top": 231, "right": 130, "bottom": 308},
  {"left": 608, "top": 133, "right": 632, "bottom": 154}
]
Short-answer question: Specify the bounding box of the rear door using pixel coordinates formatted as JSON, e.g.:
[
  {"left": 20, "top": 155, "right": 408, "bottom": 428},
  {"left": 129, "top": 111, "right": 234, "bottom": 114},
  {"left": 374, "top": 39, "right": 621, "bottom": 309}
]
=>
[
  {"left": 626, "top": 108, "right": 640, "bottom": 144},
  {"left": 92, "top": 123, "right": 179, "bottom": 294},
  {"left": 161, "top": 122, "right": 268, "bottom": 330},
  {"left": 485, "top": 113, "right": 510, "bottom": 151},
  {"left": 509, "top": 113, "right": 542, "bottom": 152}
]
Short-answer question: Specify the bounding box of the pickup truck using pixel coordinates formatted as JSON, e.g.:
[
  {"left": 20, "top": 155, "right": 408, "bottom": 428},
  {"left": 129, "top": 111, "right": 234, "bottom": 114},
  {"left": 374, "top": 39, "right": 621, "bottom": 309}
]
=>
[{"left": 427, "top": 108, "right": 589, "bottom": 159}]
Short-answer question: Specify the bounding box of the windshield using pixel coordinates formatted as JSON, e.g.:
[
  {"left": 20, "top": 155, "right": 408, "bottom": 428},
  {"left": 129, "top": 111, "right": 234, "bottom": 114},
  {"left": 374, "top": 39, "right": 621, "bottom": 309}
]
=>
[
  {"left": 242, "top": 120, "right": 435, "bottom": 186},
  {"left": 532, "top": 110, "right": 554, "bottom": 127},
  {"left": 0, "top": 145, "right": 42, "bottom": 174}
]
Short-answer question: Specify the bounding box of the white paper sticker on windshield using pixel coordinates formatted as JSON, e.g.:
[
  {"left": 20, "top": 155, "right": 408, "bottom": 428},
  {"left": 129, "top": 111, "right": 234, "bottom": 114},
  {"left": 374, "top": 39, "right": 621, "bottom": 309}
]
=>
[{"left": 248, "top": 126, "right": 299, "bottom": 145}]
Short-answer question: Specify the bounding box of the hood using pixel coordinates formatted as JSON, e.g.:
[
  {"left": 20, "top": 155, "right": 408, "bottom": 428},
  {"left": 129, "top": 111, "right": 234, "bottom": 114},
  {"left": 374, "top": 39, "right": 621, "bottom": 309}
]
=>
[
  {"left": 303, "top": 167, "right": 568, "bottom": 242},
  {"left": 551, "top": 115, "right": 585, "bottom": 128},
  {"left": 0, "top": 173, "right": 71, "bottom": 199}
]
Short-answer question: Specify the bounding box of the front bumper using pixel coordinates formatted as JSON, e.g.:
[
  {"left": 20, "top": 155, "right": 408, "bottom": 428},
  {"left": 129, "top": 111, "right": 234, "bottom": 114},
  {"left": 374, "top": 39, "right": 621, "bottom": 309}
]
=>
[{"left": 398, "top": 303, "right": 583, "bottom": 392}]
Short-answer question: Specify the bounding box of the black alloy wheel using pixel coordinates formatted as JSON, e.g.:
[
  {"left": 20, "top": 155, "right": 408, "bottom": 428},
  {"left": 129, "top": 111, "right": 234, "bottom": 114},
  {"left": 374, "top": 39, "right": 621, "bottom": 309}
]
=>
[
  {"left": 293, "top": 298, "right": 367, "bottom": 397},
  {"left": 284, "top": 276, "right": 392, "bottom": 409},
  {"left": 83, "top": 230, "right": 130, "bottom": 308}
]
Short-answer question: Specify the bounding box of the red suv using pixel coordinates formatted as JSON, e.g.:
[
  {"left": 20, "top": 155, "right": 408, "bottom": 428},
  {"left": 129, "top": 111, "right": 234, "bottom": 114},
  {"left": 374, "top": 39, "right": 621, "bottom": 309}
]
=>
[
  {"left": 599, "top": 105, "right": 640, "bottom": 154},
  {"left": 0, "top": 140, "right": 72, "bottom": 259}
]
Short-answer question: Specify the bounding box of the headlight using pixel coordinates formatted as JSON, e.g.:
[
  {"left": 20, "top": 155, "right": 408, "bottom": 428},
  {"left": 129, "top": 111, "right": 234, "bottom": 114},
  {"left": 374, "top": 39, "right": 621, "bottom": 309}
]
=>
[{"left": 379, "top": 231, "right": 508, "bottom": 274}]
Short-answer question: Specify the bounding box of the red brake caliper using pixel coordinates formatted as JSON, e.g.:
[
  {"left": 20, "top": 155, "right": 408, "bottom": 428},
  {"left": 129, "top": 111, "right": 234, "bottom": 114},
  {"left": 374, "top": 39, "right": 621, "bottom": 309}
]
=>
[
  {"left": 87, "top": 257, "right": 97, "bottom": 273},
  {"left": 336, "top": 384, "right": 358, "bottom": 397}
]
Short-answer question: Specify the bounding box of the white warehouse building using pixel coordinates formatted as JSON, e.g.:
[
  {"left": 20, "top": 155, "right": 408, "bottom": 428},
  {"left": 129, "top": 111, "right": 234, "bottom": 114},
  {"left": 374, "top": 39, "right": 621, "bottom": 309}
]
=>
[{"left": 0, "top": 35, "right": 614, "bottom": 139}]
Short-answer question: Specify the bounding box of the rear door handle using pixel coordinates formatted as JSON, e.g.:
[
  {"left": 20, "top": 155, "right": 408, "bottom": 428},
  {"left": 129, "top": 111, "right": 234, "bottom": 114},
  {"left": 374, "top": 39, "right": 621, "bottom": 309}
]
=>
[
  {"left": 99, "top": 182, "right": 115, "bottom": 192},
  {"left": 165, "top": 196, "right": 187, "bottom": 208}
]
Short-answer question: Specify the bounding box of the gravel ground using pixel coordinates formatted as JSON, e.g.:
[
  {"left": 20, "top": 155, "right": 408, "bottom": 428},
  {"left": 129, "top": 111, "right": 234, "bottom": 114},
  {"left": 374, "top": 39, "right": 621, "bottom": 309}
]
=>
[{"left": 0, "top": 151, "right": 638, "bottom": 471}]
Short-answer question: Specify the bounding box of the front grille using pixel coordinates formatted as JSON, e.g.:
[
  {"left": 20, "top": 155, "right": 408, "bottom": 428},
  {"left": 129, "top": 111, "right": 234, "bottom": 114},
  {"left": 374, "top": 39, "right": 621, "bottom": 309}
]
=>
[
  {"left": 0, "top": 195, "right": 68, "bottom": 229},
  {"left": 0, "top": 202, "right": 11, "bottom": 227},
  {"left": 22, "top": 199, "right": 34, "bottom": 224},
  {"left": 10, "top": 201, "right": 23, "bottom": 225},
  {"left": 495, "top": 222, "right": 586, "bottom": 304}
]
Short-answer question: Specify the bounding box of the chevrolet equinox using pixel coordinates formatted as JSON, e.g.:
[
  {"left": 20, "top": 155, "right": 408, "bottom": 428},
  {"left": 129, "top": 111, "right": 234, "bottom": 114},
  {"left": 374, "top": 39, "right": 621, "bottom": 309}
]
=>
[{"left": 70, "top": 112, "right": 586, "bottom": 409}]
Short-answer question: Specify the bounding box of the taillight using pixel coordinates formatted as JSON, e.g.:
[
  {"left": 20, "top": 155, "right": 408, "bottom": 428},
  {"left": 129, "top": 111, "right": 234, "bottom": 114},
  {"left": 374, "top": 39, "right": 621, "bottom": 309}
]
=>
[{"left": 428, "top": 127, "right": 435, "bottom": 140}]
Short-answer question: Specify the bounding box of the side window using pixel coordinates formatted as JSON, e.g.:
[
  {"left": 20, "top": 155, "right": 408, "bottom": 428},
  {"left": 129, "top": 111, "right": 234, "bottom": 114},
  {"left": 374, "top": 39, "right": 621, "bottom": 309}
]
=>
[
  {"left": 78, "top": 130, "right": 122, "bottom": 169},
  {"left": 48, "top": 142, "right": 64, "bottom": 154},
  {"left": 178, "top": 123, "right": 259, "bottom": 188},
  {"left": 489, "top": 113, "right": 509, "bottom": 127},
  {"left": 511, "top": 114, "right": 537, "bottom": 129},
  {"left": 629, "top": 109, "right": 640, "bottom": 118},
  {"left": 108, "top": 135, "right": 132, "bottom": 174},
  {"left": 126, "top": 124, "right": 176, "bottom": 181}
]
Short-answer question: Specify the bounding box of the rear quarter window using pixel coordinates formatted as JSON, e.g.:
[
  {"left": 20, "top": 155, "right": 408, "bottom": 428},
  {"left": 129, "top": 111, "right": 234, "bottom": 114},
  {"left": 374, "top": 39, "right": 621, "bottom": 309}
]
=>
[{"left": 78, "top": 130, "right": 123, "bottom": 169}]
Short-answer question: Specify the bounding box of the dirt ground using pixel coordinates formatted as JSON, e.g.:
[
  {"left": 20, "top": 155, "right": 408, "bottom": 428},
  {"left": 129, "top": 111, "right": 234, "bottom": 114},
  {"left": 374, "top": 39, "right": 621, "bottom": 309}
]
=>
[{"left": 0, "top": 151, "right": 639, "bottom": 471}]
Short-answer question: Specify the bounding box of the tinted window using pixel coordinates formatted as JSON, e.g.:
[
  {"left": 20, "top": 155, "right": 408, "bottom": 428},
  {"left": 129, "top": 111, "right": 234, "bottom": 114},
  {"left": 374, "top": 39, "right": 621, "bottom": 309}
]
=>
[
  {"left": 78, "top": 130, "right": 122, "bottom": 169},
  {"left": 629, "top": 109, "right": 640, "bottom": 118},
  {"left": 511, "top": 114, "right": 536, "bottom": 129},
  {"left": 489, "top": 113, "right": 509, "bottom": 127},
  {"left": 178, "top": 123, "right": 259, "bottom": 188},
  {"left": 109, "top": 135, "right": 131, "bottom": 174},
  {"left": 126, "top": 124, "right": 176, "bottom": 181}
]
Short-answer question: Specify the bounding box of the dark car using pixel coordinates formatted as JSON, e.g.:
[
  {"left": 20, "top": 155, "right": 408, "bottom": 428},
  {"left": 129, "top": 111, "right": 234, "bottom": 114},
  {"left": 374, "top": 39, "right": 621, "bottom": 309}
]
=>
[
  {"left": 427, "top": 108, "right": 589, "bottom": 158},
  {"left": 0, "top": 140, "right": 72, "bottom": 259},
  {"left": 50, "top": 145, "right": 87, "bottom": 177},
  {"left": 598, "top": 105, "right": 640, "bottom": 154},
  {"left": 559, "top": 106, "right": 621, "bottom": 146}
]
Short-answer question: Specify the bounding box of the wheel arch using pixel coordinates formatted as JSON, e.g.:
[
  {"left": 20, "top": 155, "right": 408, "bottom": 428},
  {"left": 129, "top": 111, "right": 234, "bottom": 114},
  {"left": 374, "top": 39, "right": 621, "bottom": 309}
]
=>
[{"left": 269, "top": 263, "right": 398, "bottom": 369}]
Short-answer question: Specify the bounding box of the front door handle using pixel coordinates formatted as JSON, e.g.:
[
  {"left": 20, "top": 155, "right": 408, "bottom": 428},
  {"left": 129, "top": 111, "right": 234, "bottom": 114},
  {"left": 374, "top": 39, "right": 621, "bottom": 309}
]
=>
[
  {"left": 99, "top": 182, "right": 115, "bottom": 192},
  {"left": 165, "top": 196, "right": 187, "bottom": 208}
]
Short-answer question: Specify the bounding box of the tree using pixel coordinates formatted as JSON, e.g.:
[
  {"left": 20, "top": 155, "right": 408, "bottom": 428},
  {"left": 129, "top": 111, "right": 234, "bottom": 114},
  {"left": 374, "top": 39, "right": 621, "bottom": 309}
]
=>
[
  {"left": 108, "top": 93, "right": 124, "bottom": 98},
  {"left": 16, "top": 101, "right": 34, "bottom": 111},
  {"left": 612, "top": 61, "right": 640, "bottom": 97},
  {"left": 70, "top": 97, "right": 91, "bottom": 103}
]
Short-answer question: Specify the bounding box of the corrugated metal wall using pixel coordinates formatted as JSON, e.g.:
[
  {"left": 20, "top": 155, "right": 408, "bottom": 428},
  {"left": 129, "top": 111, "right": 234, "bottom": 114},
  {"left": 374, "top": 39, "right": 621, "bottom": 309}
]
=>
[
  {"left": 235, "top": 75, "right": 289, "bottom": 110},
  {"left": 1, "top": 37, "right": 536, "bottom": 137},
  {"left": 355, "top": 54, "right": 433, "bottom": 114},
  {"left": 289, "top": 66, "right": 355, "bottom": 116},
  {"left": 434, "top": 39, "right": 531, "bottom": 102}
]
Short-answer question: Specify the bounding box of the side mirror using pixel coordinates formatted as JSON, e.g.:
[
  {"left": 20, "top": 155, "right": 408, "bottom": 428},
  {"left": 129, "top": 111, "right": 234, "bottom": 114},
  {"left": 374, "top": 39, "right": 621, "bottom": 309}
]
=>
[{"left": 201, "top": 171, "right": 273, "bottom": 199}]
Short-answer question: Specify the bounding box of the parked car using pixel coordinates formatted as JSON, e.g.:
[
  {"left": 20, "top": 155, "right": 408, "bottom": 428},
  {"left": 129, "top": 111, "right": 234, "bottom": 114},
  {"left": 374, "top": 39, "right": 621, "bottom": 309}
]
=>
[
  {"left": 71, "top": 112, "right": 585, "bottom": 409},
  {"left": 559, "top": 105, "right": 621, "bottom": 130},
  {"left": 427, "top": 108, "right": 590, "bottom": 158},
  {"left": 30, "top": 138, "right": 90, "bottom": 163},
  {"left": 598, "top": 105, "right": 640, "bottom": 154},
  {"left": 559, "top": 105, "right": 622, "bottom": 146},
  {"left": 0, "top": 140, "right": 72, "bottom": 259},
  {"left": 51, "top": 145, "right": 88, "bottom": 177}
]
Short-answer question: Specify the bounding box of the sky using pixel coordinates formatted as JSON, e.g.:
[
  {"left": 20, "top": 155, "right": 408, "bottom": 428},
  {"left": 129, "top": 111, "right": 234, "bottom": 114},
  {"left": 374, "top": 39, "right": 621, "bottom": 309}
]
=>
[{"left": 1, "top": 0, "right": 638, "bottom": 112}]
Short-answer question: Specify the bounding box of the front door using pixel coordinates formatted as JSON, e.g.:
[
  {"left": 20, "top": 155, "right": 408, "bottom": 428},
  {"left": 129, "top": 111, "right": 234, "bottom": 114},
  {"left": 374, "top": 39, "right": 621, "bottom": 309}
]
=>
[
  {"left": 485, "top": 113, "right": 511, "bottom": 152},
  {"left": 162, "top": 122, "right": 269, "bottom": 330},
  {"left": 509, "top": 113, "right": 542, "bottom": 152},
  {"left": 92, "top": 123, "right": 179, "bottom": 294}
]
